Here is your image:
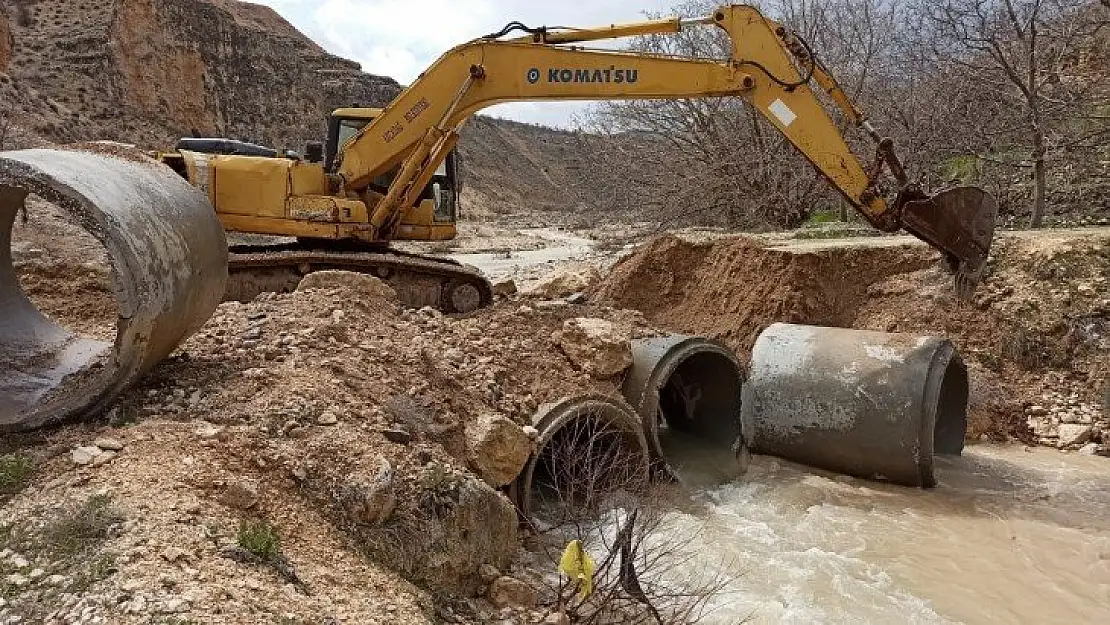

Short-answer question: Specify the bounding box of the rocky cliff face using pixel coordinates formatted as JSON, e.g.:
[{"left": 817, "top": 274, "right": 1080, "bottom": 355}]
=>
[
  {"left": 3, "top": 0, "right": 399, "bottom": 148},
  {"left": 457, "top": 116, "right": 656, "bottom": 221},
  {"left": 0, "top": 4, "right": 11, "bottom": 73},
  {"left": 2, "top": 0, "right": 645, "bottom": 221}
]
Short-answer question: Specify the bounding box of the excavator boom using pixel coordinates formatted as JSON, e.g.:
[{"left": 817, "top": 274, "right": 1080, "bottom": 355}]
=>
[{"left": 337, "top": 4, "right": 997, "bottom": 296}]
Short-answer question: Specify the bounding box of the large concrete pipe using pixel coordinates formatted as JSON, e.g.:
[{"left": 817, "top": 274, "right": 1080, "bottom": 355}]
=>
[
  {"left": 511, "top": 394, "right": 650, "bottom": 521},
  {"left": 0, "top": 146, "right": 227, "bottom": 432},
  {"left": 622, "top": 336, "right": 746, "bottom": 486},
  {"left": 742, "top": 323, "right": 968, "bottom": 488}
]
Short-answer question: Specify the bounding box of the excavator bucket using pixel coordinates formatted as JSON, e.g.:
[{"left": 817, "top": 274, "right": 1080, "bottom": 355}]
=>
[{"left": 899, "top": 186, "right": 998, "bottom": 300}]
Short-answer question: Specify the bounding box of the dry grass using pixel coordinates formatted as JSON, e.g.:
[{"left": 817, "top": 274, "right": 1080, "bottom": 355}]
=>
[
  {"left": 40, "top": 493, "right": 123, "bottom": 560},
  {"left": 0, "top": 454, "right": 33, "bottom": 499}
]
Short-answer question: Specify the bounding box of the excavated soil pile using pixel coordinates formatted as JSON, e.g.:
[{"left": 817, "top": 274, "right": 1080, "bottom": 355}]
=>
[
  {"left": 0, "top": 266, "right": 658, "bottom": 623},
  {"left": 596, "top": 233, "right": 1110, "bottom": 444},
  {"left": 594, "top": 234, "right": 937, "bottom": 359}
]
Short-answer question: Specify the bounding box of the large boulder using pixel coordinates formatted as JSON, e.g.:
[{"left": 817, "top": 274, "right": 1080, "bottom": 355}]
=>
[
  {"left": 467, "top": 413, "right": 532, "bottom": 487},
  {"left": 296, "top": 270, "right": 397, "bottom": 301},
  {"left": 338, "top": 458, "right": 396, "bottom": 525},
  {"left": 525, "top": 264, "right": 601, "bottom": 299},
  {"left": 1057, "top": 424, "right": 1093, "bottom": 449},
  {"left": 553, "top": 317, "right": 633, "bottom": 378},
  {"left": 409, "top": 473, "right": 520, "bottom": 593},
  {"left": 488, "top": 576, "right": 538, "bottom": 608}
]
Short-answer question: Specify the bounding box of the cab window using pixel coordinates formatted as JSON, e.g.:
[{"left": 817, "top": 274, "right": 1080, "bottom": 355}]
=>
[{"left": 337, "top": 119, "right": 368, "bottom": 148}]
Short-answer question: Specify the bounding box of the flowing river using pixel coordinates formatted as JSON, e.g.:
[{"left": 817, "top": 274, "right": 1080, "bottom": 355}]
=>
[
  {"left": 458, "top": 228, "right": 1110, "bottom": 623},
  {"left": 655, "top": 445, "right": 1110, "bottom": 624}
]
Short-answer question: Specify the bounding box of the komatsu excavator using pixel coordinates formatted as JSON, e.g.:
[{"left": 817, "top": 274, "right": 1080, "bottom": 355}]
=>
[{"left": 159, "top": 4, "right": 998, "bottom": 311}]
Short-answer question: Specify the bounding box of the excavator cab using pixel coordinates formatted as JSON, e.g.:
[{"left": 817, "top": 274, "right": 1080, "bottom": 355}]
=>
[{"left": 325, "top": 108, "right": 461, "bottom": 240}]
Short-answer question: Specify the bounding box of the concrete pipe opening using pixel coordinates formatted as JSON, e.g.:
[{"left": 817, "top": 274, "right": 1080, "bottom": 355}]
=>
[
  {"left": 511, "top": 394, "right": 650, "bottom": 524},
  {"left": 742, "top": 323, "right": 969, "bottom": 488},
  {"left": 622, "top": 336, "right": 745, "bottom": 486},
  {"left": 0, "top": 146, "right": 227, "bottom": 432}
]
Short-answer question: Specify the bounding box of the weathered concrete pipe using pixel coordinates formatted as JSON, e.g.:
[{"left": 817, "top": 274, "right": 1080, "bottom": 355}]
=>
[
  {"left": 742, "top": 323, "right": 968, "bottom": 488},
  {"left": 510, "top": 394, "right": 650, "bottom": 521},
  {"left": 622, "top": 335, "right": 746, "bottom": 486},
  {"left": 0, "top": 146, "right": 227, "bottom": 432}
]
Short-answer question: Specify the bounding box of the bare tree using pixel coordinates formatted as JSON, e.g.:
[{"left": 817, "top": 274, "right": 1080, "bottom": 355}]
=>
[
  {"left": 590, "top": 0, "right": 838, "bottom": 231},
  {"left": 586, "top": 0, "right": 1108, "bottom": 231},
  {"left": 918, "top": 0, "right": 1109, "bottom": 227},
  {"left": 525, "top": 411, "right": 732, "bottom": 624}
]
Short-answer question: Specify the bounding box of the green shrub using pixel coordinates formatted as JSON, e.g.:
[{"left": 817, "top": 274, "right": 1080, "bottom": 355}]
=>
[{"left": 237, "top": 520, "right": 282, "bottom": 561}]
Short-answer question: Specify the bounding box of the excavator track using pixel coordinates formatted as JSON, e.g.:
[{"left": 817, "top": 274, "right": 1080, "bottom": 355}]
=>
[{"left": 226, "top": 242, "right": 493, "bottom": 313}]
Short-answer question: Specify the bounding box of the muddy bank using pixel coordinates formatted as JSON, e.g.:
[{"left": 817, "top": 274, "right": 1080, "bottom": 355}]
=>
[{"left": 594, "top": 233, "right": 1110, "bottom": 444}]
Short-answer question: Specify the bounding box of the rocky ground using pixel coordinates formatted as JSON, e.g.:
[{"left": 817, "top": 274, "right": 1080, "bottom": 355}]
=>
[
  {"left": 2, "top": 199, "right": 664, "bottom": 624},
  {"left": 2, "top": 195, "right": 1108, "bottom": 623}
]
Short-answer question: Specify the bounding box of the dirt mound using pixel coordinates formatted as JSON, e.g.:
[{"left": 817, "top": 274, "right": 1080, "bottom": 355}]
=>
[
  {"left": 596, "top": 232, "right": 1110, "bottom": 444},
  {"left": 594, "top": 234, "right": 936, "bottom": 359},
  {"left": 0, "top": 260, "right": 660, "bottom": 622}
]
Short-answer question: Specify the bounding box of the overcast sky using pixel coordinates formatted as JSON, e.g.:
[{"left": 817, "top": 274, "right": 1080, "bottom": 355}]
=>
[{"left": 254, "top": 0, "right": 679, "bottom": 127}]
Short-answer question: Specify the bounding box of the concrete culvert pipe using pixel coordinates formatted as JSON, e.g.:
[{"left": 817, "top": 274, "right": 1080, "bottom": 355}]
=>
[
  {"left": 511, "top": 394, "right": 650, "bottom": 523},
  {"left": 0, "top": 146, "right": 227, "bottom": 432},
  {"left": 742, "top": 323, "right": 968, "bottom": 488},
  {"left": 622, "top": 336, "right": 746, "bottom": 486}
]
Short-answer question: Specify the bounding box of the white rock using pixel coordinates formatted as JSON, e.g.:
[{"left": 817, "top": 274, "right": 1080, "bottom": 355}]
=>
[
  {"left": 316, "top": 411, "right": 339, "bottom": 426},
  {"left": 1077, "top": 442, "right": 1100, "bottom": 456},
  {"left": 525, "top": 264, "right": 601, "bottom": 299},
  {"left": 93, "top": 437, "right": 125, "bottom": 451},
  {"left": 340, "top": 458, "right": 396, "bottom": 525},
  {"left": 195, "top": 422, "right": 223, "bottom": 438},
  {"left": 553, "top": 317, "right": 633, "bottom": 378},
  {"left": 1057, "top": 424, "right": 1093, "bottom": 448},
  {"left": 488, "top": 576, "right": 537, "bottom": 608},
  {"left": 466, "top": 414, "right": 531, "bottom": 487},
  {"left": 71, "top": 446, "right": 103, "bottom": 466},
  {"left": 160, "top": 598, "right": 188, "bottom": 613},
  {"left": 9, "top": 554, "right": 28, "bottom": 568},
  {"left": 5, "top": 573, "right": 29, "bottom": 587},
  {"left": 1026, "top": 405, "right": 1048, "bottom": 416},
  {"left": 91, "top": 450, "right": 117, "bottom": 467},
  {"left": 125, "top": 594, "right": 148, "bottom": 614}
]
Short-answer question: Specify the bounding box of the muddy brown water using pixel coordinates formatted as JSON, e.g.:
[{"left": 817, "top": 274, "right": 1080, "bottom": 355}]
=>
[{"left": 648, "top": 445, "right": 1110, "bottom": 624}]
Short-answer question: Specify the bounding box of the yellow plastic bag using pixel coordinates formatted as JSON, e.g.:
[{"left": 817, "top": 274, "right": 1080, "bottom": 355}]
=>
[{"left": 559, "top": 539, "right": 595, "bottom": 600}]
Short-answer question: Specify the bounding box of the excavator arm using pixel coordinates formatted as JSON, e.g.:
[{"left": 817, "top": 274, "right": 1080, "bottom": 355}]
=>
[{"left": 337, "top": 4, "right": 997, "bottom": 297}]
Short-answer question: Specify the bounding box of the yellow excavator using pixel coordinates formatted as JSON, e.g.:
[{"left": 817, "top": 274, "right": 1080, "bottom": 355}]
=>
[{"left": 159, "top": 4, "right": 998, "bottom": 311}]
